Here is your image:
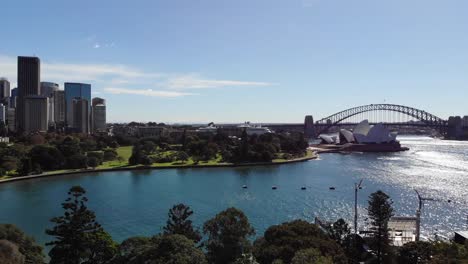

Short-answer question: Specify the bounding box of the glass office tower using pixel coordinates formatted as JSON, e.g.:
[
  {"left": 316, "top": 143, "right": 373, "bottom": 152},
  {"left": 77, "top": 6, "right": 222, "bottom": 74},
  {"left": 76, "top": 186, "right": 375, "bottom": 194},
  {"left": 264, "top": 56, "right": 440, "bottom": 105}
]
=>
[{"left": 64, "top": 82, "right": 91, "bottom": 128}]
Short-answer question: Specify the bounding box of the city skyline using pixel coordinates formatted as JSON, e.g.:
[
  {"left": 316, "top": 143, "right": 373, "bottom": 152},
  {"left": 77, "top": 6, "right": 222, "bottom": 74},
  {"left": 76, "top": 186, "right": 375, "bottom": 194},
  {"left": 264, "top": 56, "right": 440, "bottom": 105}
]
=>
[{"left": 2, "top": 0, "right": 468, "bottom": 123}]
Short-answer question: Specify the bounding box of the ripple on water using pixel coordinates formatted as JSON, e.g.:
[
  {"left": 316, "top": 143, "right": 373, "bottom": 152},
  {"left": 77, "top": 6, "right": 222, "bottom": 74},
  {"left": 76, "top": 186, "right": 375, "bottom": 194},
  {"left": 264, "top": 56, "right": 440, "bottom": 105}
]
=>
[{"left": 0, "top": 136, "right": 466, "bottom": 246}]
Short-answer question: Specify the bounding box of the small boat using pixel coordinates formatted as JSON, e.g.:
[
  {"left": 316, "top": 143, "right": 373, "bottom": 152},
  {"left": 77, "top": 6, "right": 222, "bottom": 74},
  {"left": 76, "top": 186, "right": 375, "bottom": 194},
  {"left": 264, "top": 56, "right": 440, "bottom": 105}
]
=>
[
  {"left": 272, "top": 186, "right": 277, "bottom": 190},
  {"left": 301, "top": 187, "right": 306, "bottom": 190},
  {"left": 329, "top": 187, "right": 336, "bottom": 190},
  {"left": 242, "top": 185, "right": 248, "bottom": 189}
]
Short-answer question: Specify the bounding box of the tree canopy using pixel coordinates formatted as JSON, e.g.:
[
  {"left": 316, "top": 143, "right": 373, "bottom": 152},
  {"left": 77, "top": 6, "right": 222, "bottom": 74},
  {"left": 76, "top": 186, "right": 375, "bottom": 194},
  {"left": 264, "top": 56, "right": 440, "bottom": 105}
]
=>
[
  {"left": 367, "top": 190, "right": 394, "bottom": 263},
  {"left": 0, "top": 224, "right": 45, "bottom": 264},
  {"left": 46, "top": 186, "right": 117, "bottom": 264},
  {"left": 163, "top": 203, "right": 202, "bottom": 243},
  {"left": 203, "top": 207, "right": 255, "bottom": 264},
  {"left": 253, "top": 220, "right": 347, "bottom": 264}
]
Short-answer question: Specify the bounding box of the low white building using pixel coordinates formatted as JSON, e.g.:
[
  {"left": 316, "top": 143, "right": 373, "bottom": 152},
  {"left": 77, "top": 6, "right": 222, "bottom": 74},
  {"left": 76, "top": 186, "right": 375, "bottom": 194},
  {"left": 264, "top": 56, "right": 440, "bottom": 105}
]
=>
[{"left": 388, "top": 216, "right": 417, "bottom": 247}]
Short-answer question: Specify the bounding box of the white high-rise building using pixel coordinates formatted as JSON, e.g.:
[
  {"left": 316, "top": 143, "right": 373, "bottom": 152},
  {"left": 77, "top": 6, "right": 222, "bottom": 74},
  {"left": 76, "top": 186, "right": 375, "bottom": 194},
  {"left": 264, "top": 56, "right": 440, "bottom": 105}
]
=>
[
  {"left": 91, "top": 97, "right": 106, "bottom": 133},
  {"left": 48, "top": 98, "right": 55, "bottom": 125},
  {"left": 0, "top": 104, "right": 5, "bottom": 123}
]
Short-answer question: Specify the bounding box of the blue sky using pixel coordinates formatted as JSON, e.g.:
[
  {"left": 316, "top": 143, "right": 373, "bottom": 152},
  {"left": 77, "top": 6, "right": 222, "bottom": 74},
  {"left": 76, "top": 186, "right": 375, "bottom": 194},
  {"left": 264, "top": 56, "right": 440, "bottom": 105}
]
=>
[{"left": 1, "top": 0, "right": 468, "bottom": 123}]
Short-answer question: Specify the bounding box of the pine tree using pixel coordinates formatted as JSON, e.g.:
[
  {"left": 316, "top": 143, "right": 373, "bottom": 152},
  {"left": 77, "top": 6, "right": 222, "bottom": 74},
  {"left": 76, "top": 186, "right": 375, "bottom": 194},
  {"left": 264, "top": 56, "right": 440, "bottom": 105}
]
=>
[
  {"left": 46, "top": 186, "right": 117, "bottom": 264},
  {"left": 128, "top": 143, "right": 142, "bottom": 165},
  {"left": 240, "top": 130, "right": 249, "bottom": 161},
  {"left": 367, "top": 190, "right": 394, "bottom": 263},
  {"left": 163, "top": 203, "right": 201, "bottom": 243}
]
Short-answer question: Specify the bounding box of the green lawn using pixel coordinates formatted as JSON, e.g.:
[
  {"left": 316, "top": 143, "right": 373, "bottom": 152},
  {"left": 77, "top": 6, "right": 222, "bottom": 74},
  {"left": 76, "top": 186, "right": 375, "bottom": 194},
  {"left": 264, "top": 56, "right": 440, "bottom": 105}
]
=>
[
  {"left": 98, "top": 146, "right": 133, "bottom": 169},
  {"left": 0, "top": 147, "right": 315, "bottom": 181},
  {"left": 272, "top": 150, "right": 315, "bottom": 163}
]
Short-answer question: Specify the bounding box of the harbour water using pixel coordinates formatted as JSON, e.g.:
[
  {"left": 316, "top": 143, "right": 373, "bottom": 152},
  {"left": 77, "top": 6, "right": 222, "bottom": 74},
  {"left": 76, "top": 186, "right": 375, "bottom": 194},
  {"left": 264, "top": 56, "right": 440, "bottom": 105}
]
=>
[{"left": 0, "top": 136, "right": 467, "bottom": 247}]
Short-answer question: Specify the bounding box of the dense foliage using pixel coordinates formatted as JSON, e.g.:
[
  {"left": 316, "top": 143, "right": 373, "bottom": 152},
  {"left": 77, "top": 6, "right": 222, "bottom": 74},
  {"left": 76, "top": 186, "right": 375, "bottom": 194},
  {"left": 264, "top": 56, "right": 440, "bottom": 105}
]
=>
[
  {"left": 0, "top": 224, "right": 45, "bottom": 264},
  {"left": 129, "top": 130, "right": 309, "bottom": 166},
  {"left": 253, "top": 220, "right": 347, "bottom": 264},
  {"left": 3, "top": 186, "right": 466, "bottom": 264},
  {"left": 113, "top": 234, "right": 207, "bottom": 264},
  {"left": 203, "top": 207, "right": 256, "bottom": 264},
  {"left": 0, "top": 129, "right": 308, "bottom": 177},
  {"left": 0, "top": 134, "right": 121, "bottom": 176},
  {"left": 163, "top": 203, "right": 202, "bottom": 243},
  {"left": 46, "top": 186, "right": 117, "bottom": 264}
]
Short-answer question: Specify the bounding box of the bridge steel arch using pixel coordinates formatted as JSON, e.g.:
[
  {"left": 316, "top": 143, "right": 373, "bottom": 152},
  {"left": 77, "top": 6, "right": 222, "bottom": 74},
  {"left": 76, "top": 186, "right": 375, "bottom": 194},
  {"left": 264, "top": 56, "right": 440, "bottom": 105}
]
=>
[{"left": 315, "top": 104, "right": 448, "bottom": 135}]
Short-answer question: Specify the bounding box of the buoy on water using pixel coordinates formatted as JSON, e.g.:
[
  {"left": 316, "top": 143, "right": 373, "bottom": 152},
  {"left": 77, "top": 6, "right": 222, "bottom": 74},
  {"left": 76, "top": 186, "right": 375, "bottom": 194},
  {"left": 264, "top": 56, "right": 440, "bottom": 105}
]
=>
[{"left": 329, "top": 187, "right": 336, "bottom": 190}]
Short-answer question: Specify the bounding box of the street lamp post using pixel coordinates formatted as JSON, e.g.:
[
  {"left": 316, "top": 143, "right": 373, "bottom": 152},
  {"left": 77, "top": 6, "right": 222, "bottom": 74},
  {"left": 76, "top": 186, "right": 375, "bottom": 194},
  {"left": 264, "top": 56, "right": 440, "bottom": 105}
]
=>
[{"left": 354, "top": 179, "right": 363, "bottom": 234}]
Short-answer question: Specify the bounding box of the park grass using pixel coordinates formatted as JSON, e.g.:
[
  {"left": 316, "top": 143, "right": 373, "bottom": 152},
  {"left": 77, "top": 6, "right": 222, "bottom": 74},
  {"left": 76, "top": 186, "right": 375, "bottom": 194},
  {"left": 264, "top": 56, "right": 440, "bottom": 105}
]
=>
[
  {"left": 116, "top": 146, "right": 133, "bottom": 160},
  {"left": 0, "top": 147, "right": 316, "bottom": 182},
  {"left": 98, "top": 146, "right": 133, "bottom": 169},
  {"left": 272, "top": 150, "right": 315, "bottom": 163}
]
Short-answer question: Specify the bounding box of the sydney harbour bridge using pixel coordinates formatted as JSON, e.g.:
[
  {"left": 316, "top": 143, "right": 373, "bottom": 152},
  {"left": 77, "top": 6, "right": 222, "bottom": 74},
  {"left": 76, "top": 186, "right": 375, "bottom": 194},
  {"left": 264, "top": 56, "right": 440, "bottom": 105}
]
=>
[{"left": 263, "top": 104, "right": 465, "bottom": 139}]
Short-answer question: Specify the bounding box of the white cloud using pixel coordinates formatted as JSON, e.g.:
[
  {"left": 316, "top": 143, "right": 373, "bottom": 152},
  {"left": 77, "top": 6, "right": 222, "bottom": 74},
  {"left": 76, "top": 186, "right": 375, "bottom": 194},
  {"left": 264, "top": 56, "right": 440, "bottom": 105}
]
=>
[
  {"left": 0, "top": 54, "right": 276, "bottom": 98},
  {"left": 105, "top": 87, "right": 194, "bottom": 97},
  {"left": 166, "top": 74, "right": 274, "bottom": 90}
]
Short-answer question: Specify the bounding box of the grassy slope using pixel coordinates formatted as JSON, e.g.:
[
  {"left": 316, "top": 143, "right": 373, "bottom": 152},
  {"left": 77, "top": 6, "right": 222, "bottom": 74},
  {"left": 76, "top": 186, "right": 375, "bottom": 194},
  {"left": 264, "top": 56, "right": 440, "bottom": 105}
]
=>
[
  {"left": 98, "top": 146, "right": 133, "bottom": 169},
  {"left": 2, "top": 147, "right": 315, "bottom": 179}
]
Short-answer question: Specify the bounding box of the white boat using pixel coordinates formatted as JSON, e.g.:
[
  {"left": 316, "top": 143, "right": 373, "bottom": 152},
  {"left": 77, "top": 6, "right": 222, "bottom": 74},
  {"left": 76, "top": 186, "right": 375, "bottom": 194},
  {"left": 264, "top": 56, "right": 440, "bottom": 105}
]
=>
[
  {"left": 196, "top": 124, "right": 218, "bottom": 133},
  {"left": 238, "top": 122, "right": 273, "bottom": 136}
]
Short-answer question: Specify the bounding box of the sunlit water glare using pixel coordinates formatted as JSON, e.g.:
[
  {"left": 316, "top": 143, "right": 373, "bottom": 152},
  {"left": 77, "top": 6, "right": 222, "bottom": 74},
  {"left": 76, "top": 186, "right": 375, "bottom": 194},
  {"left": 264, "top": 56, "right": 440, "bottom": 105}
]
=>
[{"left": 0, "top": 136, "right": 466, "bottom": 248}]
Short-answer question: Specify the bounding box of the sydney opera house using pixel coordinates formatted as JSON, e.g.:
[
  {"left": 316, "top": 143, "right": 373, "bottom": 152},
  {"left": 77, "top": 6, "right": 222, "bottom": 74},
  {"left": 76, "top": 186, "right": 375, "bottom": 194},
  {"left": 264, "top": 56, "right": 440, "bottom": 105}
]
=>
[{"left": 318, "top": 120, "right": 407, "bottom": 152}]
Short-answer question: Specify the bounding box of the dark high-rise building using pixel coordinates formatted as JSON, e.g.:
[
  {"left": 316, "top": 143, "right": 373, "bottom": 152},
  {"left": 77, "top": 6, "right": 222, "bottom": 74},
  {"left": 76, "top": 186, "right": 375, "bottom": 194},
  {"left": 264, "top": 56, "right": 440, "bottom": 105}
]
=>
[
  {"left": 0, "top": 78, "right": 10, "bottom": 99},
  {"left": 17, "top": 56, "right": 40, "bottom": 132},
  {"left": 53, "top": 90, "right": 66, "bottom": 125},
  {"left": 24, "top": 96, "right": 48, "bottom": 132},
  {"left": 91, "top": 97, "right": 106, "bottom": 132},
  {"left": 65, "top": 82, "right": 91, "bottom": 127},
  {"left": 72, "top": 98, "right": 89, "bottom": 134},
  {"left": 7, "top": 108, "right": 15, "bottom": 132},
  {"left": 10, "top": 88, "right": 18, "bottom": 108}
]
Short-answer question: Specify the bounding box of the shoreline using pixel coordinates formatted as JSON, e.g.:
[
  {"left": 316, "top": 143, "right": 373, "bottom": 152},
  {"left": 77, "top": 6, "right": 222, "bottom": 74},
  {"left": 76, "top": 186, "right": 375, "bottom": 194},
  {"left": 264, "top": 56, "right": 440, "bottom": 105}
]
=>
[
  {"left": 0, "top": 153, "right": 318, "bottom": 184},
  {"left": 309, "top": 143, "right": 409, "bottom": 154}
]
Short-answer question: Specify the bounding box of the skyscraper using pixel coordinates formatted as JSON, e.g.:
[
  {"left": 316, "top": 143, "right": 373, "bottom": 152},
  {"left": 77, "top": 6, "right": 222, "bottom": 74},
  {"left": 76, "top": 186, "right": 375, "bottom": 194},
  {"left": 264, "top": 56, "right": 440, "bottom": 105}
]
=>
[
  {"left": 92, "top": 97, "right": 106, "bottom": 132},
  {"left": 72, "top": 98, "right": 89, "bottom": 134},
  {"left": 64, "top": 82, "right": 91, "bottom": 128},
  {"left": 24, "top": 96, "right": 48, "bottom": 132},
  {"left": 41, "top": 82, "right": 58, "bottom": 126},
  {"left": 17, "top": 56, "right": 40, "bottom": 133},
  {"left": 0, "top": 78, "right": 10, "bottom": 99},
  {"left": 40, "top": 82, "right": 59, "bottom": 97},
  {"left": 7, "top": 108, "right": 15, "bottom": 132},
  {"left": 53, "top": 90, "right": 66, "bottom": 125},
  {"left": 10, "top": 88, "right": 18, "bottom": 108},
  {"left": 0, "top": 104, "right": 5, "bottom": 123}
]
